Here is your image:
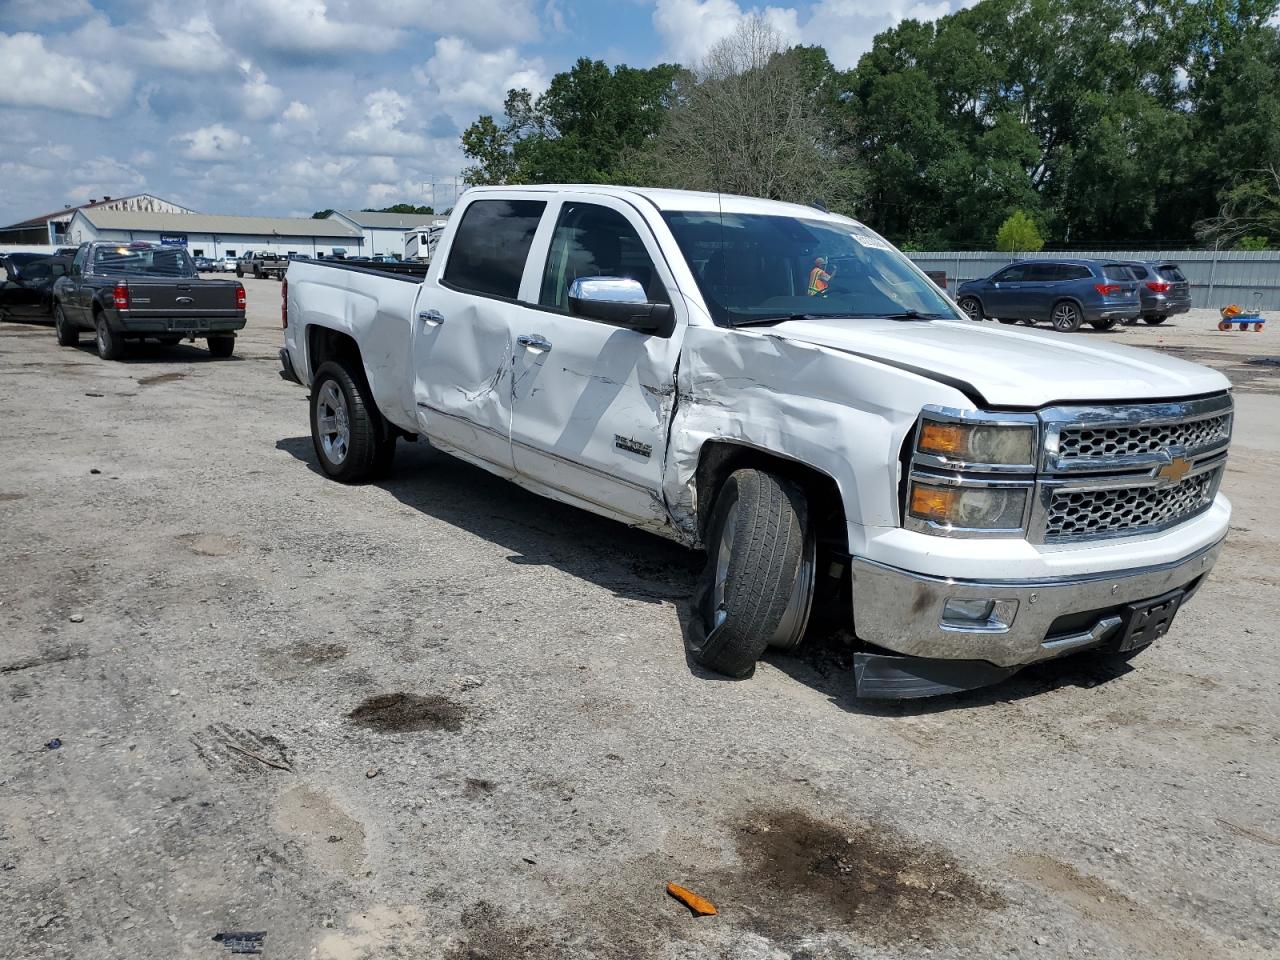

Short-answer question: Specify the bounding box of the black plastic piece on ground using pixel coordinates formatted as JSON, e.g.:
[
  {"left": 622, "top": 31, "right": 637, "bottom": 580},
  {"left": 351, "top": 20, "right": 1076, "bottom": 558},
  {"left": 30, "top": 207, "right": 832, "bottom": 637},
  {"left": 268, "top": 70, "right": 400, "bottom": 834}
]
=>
[{"left": 854, "top": 651, "right": 1018, "bottom": 699}]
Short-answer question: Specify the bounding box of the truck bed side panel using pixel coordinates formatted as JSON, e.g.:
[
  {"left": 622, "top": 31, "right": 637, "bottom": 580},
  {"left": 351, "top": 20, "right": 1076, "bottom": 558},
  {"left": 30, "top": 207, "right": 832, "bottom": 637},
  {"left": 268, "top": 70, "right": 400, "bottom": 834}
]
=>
[{"left": 289, "top": 260, "right": 420, "bottom": 432}]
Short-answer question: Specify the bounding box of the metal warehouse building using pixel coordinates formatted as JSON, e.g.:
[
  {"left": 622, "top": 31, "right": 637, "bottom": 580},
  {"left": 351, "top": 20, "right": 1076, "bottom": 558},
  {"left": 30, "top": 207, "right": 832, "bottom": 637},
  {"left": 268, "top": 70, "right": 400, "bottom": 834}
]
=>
[
  {"left": 65, "top": 209, "right": 364, "bottom": 260},
  {"left": 326, "top": 210, "right": 440, "bottom": 256}
]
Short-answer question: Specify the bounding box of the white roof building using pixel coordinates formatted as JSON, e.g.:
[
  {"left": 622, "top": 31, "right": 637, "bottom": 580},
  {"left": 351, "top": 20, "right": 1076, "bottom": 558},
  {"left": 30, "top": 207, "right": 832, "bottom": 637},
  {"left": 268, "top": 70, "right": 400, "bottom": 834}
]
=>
[
  {"left": 327, "top": 210, "right": 440, "bottom": 256},
  {"left": 67, "top": 209, "right": 363, "bottom": 260}
]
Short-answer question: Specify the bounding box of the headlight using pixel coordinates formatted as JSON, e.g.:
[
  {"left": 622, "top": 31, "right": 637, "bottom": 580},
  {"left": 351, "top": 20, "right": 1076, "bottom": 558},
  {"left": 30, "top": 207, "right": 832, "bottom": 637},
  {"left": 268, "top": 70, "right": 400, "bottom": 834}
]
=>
[
  {"left": 908, "top": 482, "right": 1028, "bottom": 531},
  {"left": 918, "top": 419, "right": 1035, "bottom": 467}
]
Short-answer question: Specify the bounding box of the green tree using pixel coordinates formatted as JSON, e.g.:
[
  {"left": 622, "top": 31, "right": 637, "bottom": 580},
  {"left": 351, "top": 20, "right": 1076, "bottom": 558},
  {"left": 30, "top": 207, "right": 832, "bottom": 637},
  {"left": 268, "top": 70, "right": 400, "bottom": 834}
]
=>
[
  {"left": 461, "top": 60, "right": 681, "bottom": 185},
  {"left": 311, "top": 209, "right": 334, "bottom": 219},
  {"left": 364, "top": 204, "right": 435, "bottom": 215},
  {"left": 1238, "top": 235, "right": 1270, "bottom": 250},
  {"left": 995, "top": 210, "right": 1044, "bottom": 251}
]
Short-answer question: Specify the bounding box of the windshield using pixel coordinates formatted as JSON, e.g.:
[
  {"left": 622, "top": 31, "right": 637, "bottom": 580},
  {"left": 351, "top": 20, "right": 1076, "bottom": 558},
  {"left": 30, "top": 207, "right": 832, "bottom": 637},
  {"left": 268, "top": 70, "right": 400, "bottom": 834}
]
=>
[
  {"left": 662, "top": 211, "right": 962, "bottom": 325},
  {"left": 93, "top": 245, "right": 196, "bottom": 278}
]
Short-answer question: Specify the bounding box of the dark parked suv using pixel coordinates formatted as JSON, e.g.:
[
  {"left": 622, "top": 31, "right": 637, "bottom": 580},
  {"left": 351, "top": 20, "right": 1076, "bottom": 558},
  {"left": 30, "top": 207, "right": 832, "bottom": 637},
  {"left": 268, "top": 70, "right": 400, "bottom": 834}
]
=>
[
  {"left": 956, "top": 259, "right": 1141, "bottom": 332},
  {"left": 1121, "top": 261, "right": 1192, "bottom": 325}
]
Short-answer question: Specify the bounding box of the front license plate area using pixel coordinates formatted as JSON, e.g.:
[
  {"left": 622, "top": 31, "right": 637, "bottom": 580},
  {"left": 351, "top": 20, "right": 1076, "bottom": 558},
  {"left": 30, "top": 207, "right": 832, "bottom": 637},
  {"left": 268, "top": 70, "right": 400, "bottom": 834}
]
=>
[{"left": 1117, "top": 588, "right": 1185, "bottom": 652}]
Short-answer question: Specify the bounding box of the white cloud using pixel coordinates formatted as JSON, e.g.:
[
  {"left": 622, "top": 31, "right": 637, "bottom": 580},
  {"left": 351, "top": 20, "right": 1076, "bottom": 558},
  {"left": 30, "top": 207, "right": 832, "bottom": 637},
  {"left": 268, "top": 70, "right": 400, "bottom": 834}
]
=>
[
  {"left": 67, "top": 155, "right": 147, "bottom": 200},
  {"left": 0, "top": 0, "right": 91, "bottom": 28},
  {"left": 801, "top": 0, "right": 975, "bottom": 68},
  {"left": 172, "top": 124, "right": 252, "bottom": 162},
  {"left": 334, "top": 0, "right": 541, "bottom": 46},
  {"left": 239, "top": 61, "right": 284, "bottom": 120},
  {"left": 415, "top": 36, "right": 547, "bottom": 124},
  {"left": 131, "top": 12, "right": 235, "bottom": 73},
  {"left": 221, "top": 0, "right": 403, "bottom": 56},
  {"left": 282, "top": 101, "right": 314, "bottom": 124},
  {"left": 0, "top": 32, "right": 135, "bottom": 116},
  {"left": 341, "top": 89, "right": 428, "bottom": 156},
  {"left": 652, "top": 0, "right": 800, "bottom": 66}
]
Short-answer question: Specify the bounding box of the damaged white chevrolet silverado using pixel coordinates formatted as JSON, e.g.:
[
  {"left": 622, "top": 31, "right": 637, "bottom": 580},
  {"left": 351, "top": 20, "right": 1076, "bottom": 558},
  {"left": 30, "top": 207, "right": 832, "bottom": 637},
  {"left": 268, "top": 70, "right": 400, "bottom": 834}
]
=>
[{"left": 279, "top": 186, "right": 1232, "bottom": 698}]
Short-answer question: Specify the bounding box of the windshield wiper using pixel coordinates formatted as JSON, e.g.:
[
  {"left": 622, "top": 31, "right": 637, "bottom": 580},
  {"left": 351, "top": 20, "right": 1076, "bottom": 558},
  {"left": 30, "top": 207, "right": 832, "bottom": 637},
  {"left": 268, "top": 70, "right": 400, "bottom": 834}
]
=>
[
  {"left": 728, "top": 310, "right": 946, "bottom": 328},
  {"left": 881, "top": 310, "right": 946, "bottom": 321},
  {"left": 727, "top": 313, "right": 826, "bottom": 328}
]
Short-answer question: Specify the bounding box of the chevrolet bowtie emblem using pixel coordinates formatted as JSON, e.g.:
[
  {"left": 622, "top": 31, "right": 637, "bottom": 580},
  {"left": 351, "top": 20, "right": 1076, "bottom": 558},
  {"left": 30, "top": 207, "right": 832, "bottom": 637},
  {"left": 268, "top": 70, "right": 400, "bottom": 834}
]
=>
[{"left": 1157, "top": 456, "right": 1192, "bottom": 484}]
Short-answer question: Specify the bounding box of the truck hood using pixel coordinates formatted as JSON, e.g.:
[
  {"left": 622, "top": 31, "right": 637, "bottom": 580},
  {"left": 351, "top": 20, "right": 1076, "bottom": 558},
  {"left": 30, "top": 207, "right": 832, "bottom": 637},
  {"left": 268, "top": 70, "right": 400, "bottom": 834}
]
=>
[{"left": 764, "top": 316, "right": 1230, "bottom": 408}]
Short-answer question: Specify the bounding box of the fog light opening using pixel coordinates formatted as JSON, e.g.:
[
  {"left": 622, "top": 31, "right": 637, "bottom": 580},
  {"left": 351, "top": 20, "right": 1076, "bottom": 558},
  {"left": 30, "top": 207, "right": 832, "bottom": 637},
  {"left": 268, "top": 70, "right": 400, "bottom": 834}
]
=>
[{"left": 941, "top": 597, "right": 1019, "bottom": 632}]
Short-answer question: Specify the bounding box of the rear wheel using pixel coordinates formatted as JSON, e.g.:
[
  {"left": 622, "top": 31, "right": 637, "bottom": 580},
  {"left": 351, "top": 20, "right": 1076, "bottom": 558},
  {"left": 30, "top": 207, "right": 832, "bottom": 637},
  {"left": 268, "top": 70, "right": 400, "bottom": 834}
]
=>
[
  {"left": 958, "top": 296, "right": 983, "bottom": 321},
  {"left": 1143, "top": 315, "right": 1168, "bottom": 325},
  {"left": 1051, "top": 301, "right": 1083, "bottom": 332},
  {"left": 688, "top": 469, "right": 813, "bottom": 677},
  {"left": 235, "top": 265, "right": 244, "bottom": 278},
  {"left": 1089, "top": 318, "right": 1119, "bottom": 331},
  {"left": 309, "top": 361, "right": 394, "bottom": 483},
  {"left": 95, "top": 313, "right": 126, "bottom": 360},
  {"left": 54, "top": 304, "right": 78, "bottom": 346},
  {"left": 207, "top": 335, "right": 235, "bottom": 358}
]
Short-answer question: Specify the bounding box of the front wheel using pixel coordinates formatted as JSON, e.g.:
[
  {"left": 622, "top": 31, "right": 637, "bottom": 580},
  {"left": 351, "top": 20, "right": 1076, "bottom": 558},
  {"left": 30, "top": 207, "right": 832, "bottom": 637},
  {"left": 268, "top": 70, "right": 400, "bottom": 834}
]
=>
[
  {"left": 1089, "top": 318, "right": 1119, "bottom": 331},
  {"left": 207, "top": 335, "right": 235, "bottom": 358},
  {"left": 309, "top": 361, "right": 394, "bottom": 483},
  {"left": 1143, "top": 315, "right": 1168, "bottom": 326},
  {"left": 1051, "top": 301, "right": 1083, "bottom": 332},
  {"left": 957, "top": 297, "right": 983, "bottom": 321},
  {"left": 688, "top": 468, "right": 813, "bottom": 677},
  {"left": 95, "top": 314, "right": 127, "bottom": 360},
  {"left": 235, "top": 266, "right": 244, "bottom": 278},
  {"left": 54, "top": 305, "right": 78, "bottom": 346}
]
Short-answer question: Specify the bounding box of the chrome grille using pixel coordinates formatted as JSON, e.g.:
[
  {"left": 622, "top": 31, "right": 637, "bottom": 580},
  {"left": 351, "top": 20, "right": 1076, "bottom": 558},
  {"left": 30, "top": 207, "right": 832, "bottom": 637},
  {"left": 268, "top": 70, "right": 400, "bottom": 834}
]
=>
[
  {"left": 1044, "top": 467, "right": 1220, "bottom": 541},
  {"left": 1058, "top": 414, "right": 1230, "bottom": 461}
]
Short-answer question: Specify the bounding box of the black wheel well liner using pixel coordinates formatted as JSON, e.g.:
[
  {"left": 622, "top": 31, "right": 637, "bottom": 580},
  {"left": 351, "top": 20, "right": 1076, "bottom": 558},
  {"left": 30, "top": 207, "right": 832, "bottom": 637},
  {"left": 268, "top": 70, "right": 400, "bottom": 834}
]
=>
[
  {"left": 306, "top": 325, "right": 363, "bottom": 387},
  {"left": 693, "top": 440, "right": 847, "bottom": 550}
]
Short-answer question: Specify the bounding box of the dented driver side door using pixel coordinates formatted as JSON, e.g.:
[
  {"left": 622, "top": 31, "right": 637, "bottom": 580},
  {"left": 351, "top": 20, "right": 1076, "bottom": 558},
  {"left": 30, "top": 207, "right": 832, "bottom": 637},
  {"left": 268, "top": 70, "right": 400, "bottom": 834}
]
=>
[{"left": 506, "top": 194, "right": 686, "bottom": 528}]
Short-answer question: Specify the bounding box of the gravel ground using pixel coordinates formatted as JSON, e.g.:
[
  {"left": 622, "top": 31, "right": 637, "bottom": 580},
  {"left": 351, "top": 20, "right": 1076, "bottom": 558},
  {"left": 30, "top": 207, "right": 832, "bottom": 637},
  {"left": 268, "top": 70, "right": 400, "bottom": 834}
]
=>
[{"left": 1, "top": 285, "right": 1277, "bottom": 960}]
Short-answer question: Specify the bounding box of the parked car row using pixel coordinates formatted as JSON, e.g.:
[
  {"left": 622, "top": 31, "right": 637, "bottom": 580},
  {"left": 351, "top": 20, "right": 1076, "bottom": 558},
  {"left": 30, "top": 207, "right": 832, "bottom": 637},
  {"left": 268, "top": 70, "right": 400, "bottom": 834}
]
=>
[
  {"left": 956, "top": 258, "right": 1192, "bottom": 331},
  {"left": 2, "top": 242, "right": 247, "bottom": 360}
]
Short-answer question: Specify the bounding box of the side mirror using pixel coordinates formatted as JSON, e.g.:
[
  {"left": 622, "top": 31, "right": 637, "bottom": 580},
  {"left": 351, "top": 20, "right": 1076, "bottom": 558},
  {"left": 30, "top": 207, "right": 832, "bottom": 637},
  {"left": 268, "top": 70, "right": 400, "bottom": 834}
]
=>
[{"left": 567, "top": 277, "right": 673, "bottom": 336}]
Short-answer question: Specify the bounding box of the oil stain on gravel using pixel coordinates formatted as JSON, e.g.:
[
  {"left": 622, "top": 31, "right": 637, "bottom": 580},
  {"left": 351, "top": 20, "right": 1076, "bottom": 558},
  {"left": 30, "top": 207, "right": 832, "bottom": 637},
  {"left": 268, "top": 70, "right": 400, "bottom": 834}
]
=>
[
  {"left": 137, "top": 371, "right": 189, "bottom": 387},
  {"left": 719, "top": 807, "right": 1004, "bottom": 944},
  {"left": 347, "top": 693, "right": 469, "bottom": 733}
]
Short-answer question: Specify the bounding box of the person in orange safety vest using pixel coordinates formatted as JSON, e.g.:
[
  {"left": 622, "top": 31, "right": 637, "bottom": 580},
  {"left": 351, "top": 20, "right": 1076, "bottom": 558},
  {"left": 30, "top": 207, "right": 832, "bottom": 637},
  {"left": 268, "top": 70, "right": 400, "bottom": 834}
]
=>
[{"left": 807, "top": 256, "right": 835, "bottom": 296}]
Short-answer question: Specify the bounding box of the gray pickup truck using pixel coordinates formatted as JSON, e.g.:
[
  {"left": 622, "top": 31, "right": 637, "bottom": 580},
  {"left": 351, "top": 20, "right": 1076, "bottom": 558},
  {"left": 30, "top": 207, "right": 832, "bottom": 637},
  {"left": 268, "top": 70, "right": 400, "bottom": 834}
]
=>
[
  {"left": 53, "top": 241, "right": 246, "bottom": 359},
  {"left": 236, "top": 250, "right": 287, "bottom": 280}
]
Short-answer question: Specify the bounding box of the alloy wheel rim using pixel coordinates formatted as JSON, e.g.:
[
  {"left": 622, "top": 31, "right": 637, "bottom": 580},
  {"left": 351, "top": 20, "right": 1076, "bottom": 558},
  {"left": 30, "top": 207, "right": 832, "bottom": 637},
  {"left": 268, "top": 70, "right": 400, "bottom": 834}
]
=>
[
  {"left": 711, "top": 501, "right": 739, "bottom": 630},
  {"left": 316, "top": 381, "right": 350, "bottom": 465},
  {"left": 961, "top": 299, "right": 980, "bottom": 321},
  {"left": 1053, "top": 305, "right": 1075, "bottom": 329}
]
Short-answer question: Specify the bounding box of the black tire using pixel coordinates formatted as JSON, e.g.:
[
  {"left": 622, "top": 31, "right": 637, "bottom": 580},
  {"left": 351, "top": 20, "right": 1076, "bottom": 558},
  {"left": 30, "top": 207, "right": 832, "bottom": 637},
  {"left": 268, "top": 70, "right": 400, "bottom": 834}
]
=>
[
  {"left": 997, "top": 318, "right": 1019, "bottom": 324},
  {"left": 309, "top": 360, "right": 393, "bottom": 483},
  {"left": 54, "top": 304, "right": 78, "bottom": 346},
  {"left": 95, "top": 313, "right": 126, "bottom": 360},
  {"left": 957, "top": 296, "right": 983, "bottom": 321},
  {"left": 1051, "top": 300, "right": 1083, "bottom": 332},
  {"left": 207, "top": 335, "right": 235, "bottom": 358},
  {"left": 235, "top": 265, "right": 243, "bottom": 278},
  {"left": 1089, "top": 318, "right": 1119, "bottom": 331},
  {"left": 253, "top": 265, "right": 262, "bottom": 279},
  {"left": 1143, "top": 315, "right": 1168, "bottom": 325},
  {"left": 688, "top": 468, "right": 812, "bottom": 678}
]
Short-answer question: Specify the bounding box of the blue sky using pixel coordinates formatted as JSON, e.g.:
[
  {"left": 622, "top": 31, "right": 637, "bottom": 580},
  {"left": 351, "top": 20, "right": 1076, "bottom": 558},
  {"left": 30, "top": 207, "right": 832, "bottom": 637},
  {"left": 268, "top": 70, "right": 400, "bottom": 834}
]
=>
[{"left": 0, "top": 0, "right": 971, "bottom": 225}]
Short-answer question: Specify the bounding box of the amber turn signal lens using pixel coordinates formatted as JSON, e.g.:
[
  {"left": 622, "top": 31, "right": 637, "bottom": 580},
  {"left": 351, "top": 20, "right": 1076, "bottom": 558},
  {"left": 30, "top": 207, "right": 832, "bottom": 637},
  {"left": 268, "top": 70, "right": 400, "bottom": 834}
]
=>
[
  {"left": 910, "top": 484, "right": 958, "bottom": 521},
  {"left": 919, "top": 422, "right": 966, "bottom": 456}
]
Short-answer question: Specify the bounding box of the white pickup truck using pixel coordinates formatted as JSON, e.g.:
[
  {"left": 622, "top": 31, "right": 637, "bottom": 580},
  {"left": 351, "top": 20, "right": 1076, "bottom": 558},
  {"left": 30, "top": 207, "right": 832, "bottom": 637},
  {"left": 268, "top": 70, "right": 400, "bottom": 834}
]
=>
[{"left": 279, "top": 186, "right": 1232, "bottom": 698}]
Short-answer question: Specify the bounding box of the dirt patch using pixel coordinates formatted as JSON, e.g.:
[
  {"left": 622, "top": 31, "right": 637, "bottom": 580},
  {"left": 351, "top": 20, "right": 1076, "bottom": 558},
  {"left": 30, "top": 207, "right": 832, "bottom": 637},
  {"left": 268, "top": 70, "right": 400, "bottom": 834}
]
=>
[
  {"left": 176, "top": 533, "right": 240, "bottom": 556},
  {"left": 0, "top": 492, "right": 25, "bottom": 502},
  {"left": 719, "top": 807, "right": 1003, "bottom": 944},
  {"left": 347, "top": 693, "right": 469, "bottom": 733},
  {"left": 289, "top": 642, "right": 347, "bottom": 665},
  {"left": 443, "top": 901, "right": 565, "bottom": 960},
  {"left": 274, "top": 784, "right": 366, "bottom": 877},
  {"left": 464, "top": 777, "right": 497, "bottom": 796},
  {"left": 137, "top": 371, "right": 189, "bottom": 387}
]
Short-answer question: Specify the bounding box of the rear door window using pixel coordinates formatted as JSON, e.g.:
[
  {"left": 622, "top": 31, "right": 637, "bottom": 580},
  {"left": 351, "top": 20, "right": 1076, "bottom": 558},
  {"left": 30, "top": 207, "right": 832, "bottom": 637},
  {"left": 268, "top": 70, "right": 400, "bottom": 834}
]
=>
[
  {"left": 1157, "top": 264, "right": 1187, "bottom": 282},
  {"left": 993, "top": 265, "right": 1030, "bottom": 282},
  {"left": 1102, "top": 265, "right": 1132, "bottom": 281},
  {"left": 1058, "top": 265, "right": 1091, "bottom": 280},
  {"left": 1024, "top": 263, "right": 1060, "bottom": 282},
  {"left": 444, "top": 199, "right": 547, "bottom": 300},
  {"left": 1127, "top": 264, "right": 1150, "bottom": 279}
]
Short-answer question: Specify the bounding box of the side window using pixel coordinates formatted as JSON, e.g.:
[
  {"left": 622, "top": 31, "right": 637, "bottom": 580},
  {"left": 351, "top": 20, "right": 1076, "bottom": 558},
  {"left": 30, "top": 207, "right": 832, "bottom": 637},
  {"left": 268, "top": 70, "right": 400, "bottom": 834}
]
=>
[
  {"left": 538, "top": 202, "right": 669, "bottom": 311},
  {"left": 1101, "top": 264, "right": 1131, "bottom": 281},
  {"left": 993, "top": 265, "right": 1028, "bottom": 282},
  {"left": 1127, "top": 263, "right": 1149, "bottom": 279},
  {"left": 1062, "top": 265, "right": 1091, "bottom": 280},
  {"left": 72, "top": 245, "right": 88, "bottom": 274},
  {"left": 22, "top": 260, "right": 51, "bottom": 282},
  {"left": 1023, "top": 263, "right": 1059, "bottom": 282},
  {"left": 443, "top": 199, "right": 546, "bottom": 299},
  {"left": 1158, "top": 264, "right": 1186, "bottom": 282}
]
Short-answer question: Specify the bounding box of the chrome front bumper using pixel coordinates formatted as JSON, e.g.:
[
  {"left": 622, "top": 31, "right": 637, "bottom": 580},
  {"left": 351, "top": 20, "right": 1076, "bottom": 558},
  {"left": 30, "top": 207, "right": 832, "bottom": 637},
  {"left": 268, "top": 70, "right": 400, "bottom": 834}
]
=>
[{"left": 850, "top": 538, "right": 1223, "bottom": 668}]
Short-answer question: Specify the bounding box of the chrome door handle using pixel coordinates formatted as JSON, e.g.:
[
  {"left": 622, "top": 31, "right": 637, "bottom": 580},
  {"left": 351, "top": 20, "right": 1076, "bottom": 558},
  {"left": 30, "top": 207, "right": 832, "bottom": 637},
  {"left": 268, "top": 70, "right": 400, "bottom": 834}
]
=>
[
  {"left": 517, "top": 333, "right": 552, "bottom": 352},
  {"left": 418, "top": 309, "right": 445, "bottom": 325}
]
